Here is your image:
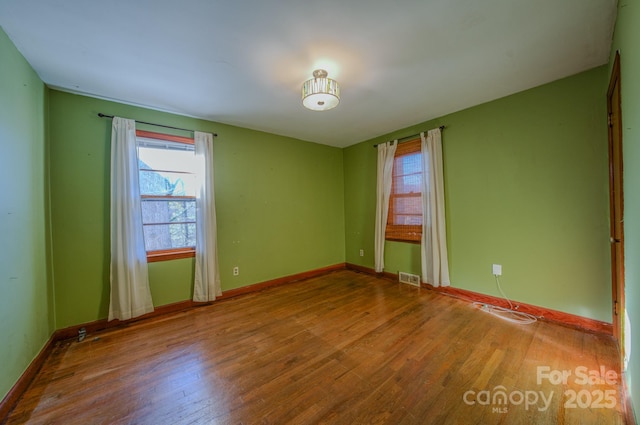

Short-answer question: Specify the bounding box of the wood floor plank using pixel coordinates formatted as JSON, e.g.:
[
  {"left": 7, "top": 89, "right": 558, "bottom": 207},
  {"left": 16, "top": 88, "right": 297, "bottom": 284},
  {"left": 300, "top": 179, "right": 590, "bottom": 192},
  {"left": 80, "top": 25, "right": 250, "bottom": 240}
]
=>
[{"left": 4, "top": 270, "right": 625, "bottom": 424}]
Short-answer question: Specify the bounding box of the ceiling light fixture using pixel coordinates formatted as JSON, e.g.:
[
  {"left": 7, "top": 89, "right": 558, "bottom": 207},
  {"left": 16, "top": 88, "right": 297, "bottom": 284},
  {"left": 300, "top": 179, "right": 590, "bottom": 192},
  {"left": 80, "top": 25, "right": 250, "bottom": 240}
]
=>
[{"left": 302, "top": 69, "right": 340, "bottom": 111}]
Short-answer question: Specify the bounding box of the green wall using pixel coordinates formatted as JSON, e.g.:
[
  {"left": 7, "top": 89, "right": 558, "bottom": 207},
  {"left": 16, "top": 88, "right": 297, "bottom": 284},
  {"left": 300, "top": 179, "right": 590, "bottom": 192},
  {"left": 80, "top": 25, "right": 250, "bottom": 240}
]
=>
[
  {"left": 345, "top": 66, "right": 611, "bottom": 323},
  {"left": 610, "top": 0, "right": 640, "bottom": 419},
  {"left": 0, "top": 28, "right": 53, "bottom": 402},
  {"left": 48, "top": 91, "right": 345, "bottom": 329}
]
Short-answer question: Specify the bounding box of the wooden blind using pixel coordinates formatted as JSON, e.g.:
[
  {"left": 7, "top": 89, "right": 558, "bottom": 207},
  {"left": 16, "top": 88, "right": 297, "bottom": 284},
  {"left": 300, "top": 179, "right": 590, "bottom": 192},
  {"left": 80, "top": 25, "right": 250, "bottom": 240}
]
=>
[{"left": 386, "top": 138, "right": 422, "bottom": 243}]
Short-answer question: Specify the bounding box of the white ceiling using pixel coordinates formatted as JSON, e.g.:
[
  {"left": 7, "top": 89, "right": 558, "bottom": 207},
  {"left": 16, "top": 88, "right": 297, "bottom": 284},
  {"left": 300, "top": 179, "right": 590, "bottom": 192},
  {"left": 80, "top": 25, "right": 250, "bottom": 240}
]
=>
[{"left": 0, "top": 0, "right": 617, "bottom": 148}]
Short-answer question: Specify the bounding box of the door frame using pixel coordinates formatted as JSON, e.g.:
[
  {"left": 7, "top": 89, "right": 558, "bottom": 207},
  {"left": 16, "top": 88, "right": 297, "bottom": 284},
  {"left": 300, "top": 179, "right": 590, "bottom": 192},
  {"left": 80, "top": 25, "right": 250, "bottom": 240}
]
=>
[{"left": 606, "top": 51, "right": 625, "bottom": 364}]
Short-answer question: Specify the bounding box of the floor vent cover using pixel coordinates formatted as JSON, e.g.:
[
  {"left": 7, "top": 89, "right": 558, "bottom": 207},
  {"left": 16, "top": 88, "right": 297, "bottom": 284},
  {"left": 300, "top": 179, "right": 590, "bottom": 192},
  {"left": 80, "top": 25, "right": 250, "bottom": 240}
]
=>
[{"left": 399, "top": 272, "right": 421, "bottom": 287}]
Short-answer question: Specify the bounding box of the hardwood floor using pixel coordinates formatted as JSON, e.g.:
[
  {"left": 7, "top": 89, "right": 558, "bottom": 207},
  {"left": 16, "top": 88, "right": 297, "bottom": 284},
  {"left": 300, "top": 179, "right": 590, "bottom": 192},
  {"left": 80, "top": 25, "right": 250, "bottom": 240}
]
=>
[{"left": 5, "top": 270, "right": 624, "bottom": 424}]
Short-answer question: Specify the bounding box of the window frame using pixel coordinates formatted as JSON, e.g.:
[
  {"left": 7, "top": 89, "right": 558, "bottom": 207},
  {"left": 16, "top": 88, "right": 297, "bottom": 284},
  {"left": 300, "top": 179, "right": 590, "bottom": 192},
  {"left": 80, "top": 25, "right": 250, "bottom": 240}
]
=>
[
  {"left": 136, "top": 130, "right": 197, "bottom": 262},
  {"left": 386, "top": 138, "right": 423, "bottom": 244}
]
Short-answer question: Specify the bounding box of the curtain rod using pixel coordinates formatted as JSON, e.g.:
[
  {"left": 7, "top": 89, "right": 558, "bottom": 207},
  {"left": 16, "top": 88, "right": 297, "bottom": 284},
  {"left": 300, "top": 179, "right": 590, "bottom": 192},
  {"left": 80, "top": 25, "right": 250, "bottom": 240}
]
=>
[
  {"left": 97, "top": 113, "right": 218, "bottom": 137},
  {"left": 372, "top": 125, "right": 445, "bottom": 148}
]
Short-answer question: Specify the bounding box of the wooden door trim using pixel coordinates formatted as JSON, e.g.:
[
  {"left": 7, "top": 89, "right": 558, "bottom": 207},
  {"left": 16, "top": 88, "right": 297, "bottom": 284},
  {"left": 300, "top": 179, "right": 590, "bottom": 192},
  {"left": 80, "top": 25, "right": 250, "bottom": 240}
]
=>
[{"left": 607, "top": 51, "right": 624, "bottom": 351}]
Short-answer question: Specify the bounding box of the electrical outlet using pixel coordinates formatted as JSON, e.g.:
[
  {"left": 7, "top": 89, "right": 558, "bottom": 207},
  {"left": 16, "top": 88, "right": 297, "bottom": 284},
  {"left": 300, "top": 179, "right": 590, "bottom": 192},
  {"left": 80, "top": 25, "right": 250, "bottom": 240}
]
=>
[
  {"left": 233, "top": 266, "right": 239, "bottom": 276},
  {"left": 492, "top": 264, "right": 502, "bottom": 276},
  {"left": 359, "top": 249, "right": 364, "bottom": 257}
]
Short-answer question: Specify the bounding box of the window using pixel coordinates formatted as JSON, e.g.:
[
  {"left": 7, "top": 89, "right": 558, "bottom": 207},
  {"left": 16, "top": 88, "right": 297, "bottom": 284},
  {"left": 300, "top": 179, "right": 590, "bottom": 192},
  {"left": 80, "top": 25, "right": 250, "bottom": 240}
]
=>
[
  {"left": 136, "top": 130, "right": 197, "bottom": 262},
  {"left": 386, "top": 138, "right": 423, "bottom": 243}
]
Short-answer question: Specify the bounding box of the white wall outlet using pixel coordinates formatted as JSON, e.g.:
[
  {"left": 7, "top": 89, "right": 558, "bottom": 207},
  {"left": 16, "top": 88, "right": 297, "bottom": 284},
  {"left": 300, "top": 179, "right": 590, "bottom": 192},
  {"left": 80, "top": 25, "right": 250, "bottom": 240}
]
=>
[
  {"left": 233, "top": 266, "right": 239, "bottom": 276},
  {"left": 492, "top": 264, "right": 502, "bottom": 276},
  {"left": 359, "top": 249, "right": 364, "bottom": 257}
]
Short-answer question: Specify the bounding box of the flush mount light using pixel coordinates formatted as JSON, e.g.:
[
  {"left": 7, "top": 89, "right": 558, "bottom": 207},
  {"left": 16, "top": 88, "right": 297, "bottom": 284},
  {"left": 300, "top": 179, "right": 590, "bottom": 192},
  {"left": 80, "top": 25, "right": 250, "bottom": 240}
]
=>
[{"left": 302, "top": 69, "right": 340, "bottom": 111}]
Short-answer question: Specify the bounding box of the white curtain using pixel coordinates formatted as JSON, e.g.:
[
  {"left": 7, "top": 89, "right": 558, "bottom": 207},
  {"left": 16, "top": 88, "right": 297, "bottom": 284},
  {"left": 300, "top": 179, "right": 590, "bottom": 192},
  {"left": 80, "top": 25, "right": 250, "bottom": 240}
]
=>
[
  {"left": 374, "top": 141, "right": 397, "bottom": 273},
  {"left": 420, "top": 128, "right": 450, "bottom": 287},
  {"left": 193, "top": 131, "right": 222, "bottom": 302},
  {"left": 109, "top": 117, "right": 154, "bottom": 321}
]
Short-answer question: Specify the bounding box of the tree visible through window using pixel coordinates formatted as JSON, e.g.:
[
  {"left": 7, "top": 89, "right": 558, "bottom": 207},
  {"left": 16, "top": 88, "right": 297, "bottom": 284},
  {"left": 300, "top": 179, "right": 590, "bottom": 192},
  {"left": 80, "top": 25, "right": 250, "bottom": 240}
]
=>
[
  {"left": 136, "top": 130, "right": 197, "bottom": 261},
  {"left": 386, "top": 138, "right": 423, "bottom": 242}
]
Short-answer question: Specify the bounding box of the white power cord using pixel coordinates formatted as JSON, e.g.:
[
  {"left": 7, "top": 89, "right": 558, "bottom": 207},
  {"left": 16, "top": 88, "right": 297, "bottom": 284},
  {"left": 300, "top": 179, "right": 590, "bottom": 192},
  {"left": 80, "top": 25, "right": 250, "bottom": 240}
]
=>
[{"left": 473, "top": 275, "right": 537, "bottom": 325}]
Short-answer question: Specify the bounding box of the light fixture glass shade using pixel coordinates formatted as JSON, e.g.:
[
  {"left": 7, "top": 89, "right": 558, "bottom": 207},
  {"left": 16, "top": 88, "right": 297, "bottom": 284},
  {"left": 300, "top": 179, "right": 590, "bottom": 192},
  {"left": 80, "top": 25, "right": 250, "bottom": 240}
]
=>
[{"left": 302, "top": 69, "right": 340, "bottom": 111}]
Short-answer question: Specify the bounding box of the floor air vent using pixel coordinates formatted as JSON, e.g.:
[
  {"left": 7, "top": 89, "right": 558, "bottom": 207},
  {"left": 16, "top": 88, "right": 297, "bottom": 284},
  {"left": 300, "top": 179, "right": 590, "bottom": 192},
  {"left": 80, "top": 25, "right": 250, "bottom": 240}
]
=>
[{"left": 398, "top": 272, "right": 421, "bottom": 287}]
